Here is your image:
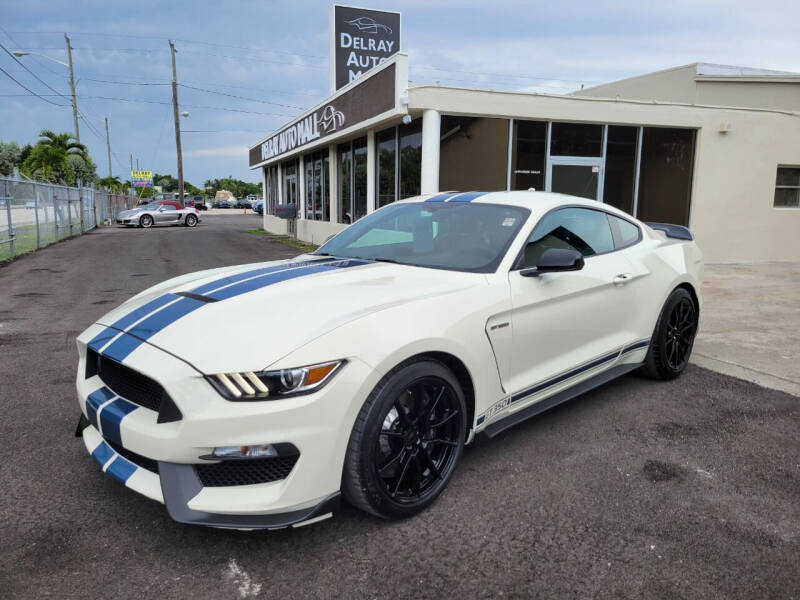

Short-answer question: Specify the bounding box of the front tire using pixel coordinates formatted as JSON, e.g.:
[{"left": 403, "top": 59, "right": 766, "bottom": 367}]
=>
[
  {"left": 640, "top": 287, "right": 698, "bottom": 380},
  {"left": 139, "top": 214, "right": 154, "bottom": 228},
  {"left": 185, "top": 214, "right": 198, "bottom": 227},
  {"left": 342, "top": 358, "right": 467, "bottom": 519}
]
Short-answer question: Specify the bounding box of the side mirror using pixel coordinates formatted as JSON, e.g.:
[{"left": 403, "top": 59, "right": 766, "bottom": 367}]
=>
[{"left": 520, "top": 248, "right": 584, "bottom": 277}]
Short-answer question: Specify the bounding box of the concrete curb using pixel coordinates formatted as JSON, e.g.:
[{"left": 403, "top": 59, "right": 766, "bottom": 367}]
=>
[{"left": 691, "top": 352, "right": 800, "bottom": 397}]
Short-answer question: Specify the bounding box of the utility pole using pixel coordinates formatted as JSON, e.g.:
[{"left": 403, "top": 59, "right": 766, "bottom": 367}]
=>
[
  {"left": 130, "top": 154, "right": 133, "bottom": 173},
  {"left": 105, "top": 117, "right": 112, "bottom": 177},
  {"left": 64, "top": 33, "right": 79, "bottom": 142},
  {"left": 169, "top": 40, "right": 184, "bottom": 202}
]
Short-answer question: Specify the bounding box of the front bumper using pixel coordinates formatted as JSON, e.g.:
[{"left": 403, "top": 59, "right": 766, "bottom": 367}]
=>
[{"left": 76, "top": 323, "right": 380, "bottom": 528}]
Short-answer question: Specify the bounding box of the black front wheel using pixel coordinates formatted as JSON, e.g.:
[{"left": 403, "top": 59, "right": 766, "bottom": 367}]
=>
[
  {"left": 342, "top": 358, "right": 467, "bottom": 519},
  {"left": 640, "top": 287, "right": 698, "bottom": 380}
]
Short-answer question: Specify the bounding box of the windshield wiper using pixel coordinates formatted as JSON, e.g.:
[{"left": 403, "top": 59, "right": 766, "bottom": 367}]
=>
[{"left": 372, "top": 257, "right": 400, "bottom": 264}]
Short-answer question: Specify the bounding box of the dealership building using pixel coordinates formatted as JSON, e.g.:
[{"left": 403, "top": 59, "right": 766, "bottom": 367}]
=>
[{"left": 249, "top": 54, "right": 800, "bottom": 262}]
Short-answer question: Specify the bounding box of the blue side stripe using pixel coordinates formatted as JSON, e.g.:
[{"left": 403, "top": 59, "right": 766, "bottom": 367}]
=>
[
  {"left": 206, "top": 259, "right": 371, "bottom": 301},
  {"left": 86, "top": 387, "right": 116, "bottom": 430},
  {"left": 511, "top": 349, "right": 621, "bottom": 404},
  {"left": 448, "top": 191, "right": 490, "bottom": 202},
  {"left": 425, "top": 192, "right": 460, "bottom": 202},
  {"left": 106, "top": 455, "right": 137, "bottom": 484},
  {"left": 622, "top": 339, "right": 650, "bottom": 354},
  {"left": 91, "top": 440, "right": 115, "bottom": 467},
  {"left": 99, "top": 397, "right": 139, "bottom": 446},
  {"left": 191, "top": 258, "right": 336, "bottom": 295}
]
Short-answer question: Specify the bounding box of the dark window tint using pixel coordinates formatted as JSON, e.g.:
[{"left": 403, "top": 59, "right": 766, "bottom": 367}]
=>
[
  {"left": 376, "top": 127, "right": 396, "bottom": 208},
  {"left": 337, "top": 143, "right": 352, "bottom": 223},
  {"left": 637, "top": 127, "right": 695, "bottom": 225},
  {"left": 774, "top": 166, "right": 800, "bottom": 208},
  {"left": 399, "top": 119, "right": 422, "bottom": 199},
  {"left": 511, "top": 120, "right": 547, "bottom": 191},
  {"left": 608, "top": 214, "right": 640, "bottom": 249},
  {"left": 353, "top": 137, "right": 367, "bottom": 221},
  {"left": 521, "top": 207, "right": 614, "bottom": 267},
  {"left": 550, "top": 122, "right": 602, "bottom": 157},
  {"left": 439, "top": 116, "right": 508, "bottom": 191},
  {"left": 603, "top": 126, "right": 638, "bottom": 214}
]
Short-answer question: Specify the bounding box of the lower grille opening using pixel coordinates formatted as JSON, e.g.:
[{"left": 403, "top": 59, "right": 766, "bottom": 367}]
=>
[
  {"left": 196, "top": 454, "right": 299, "bottom": 487},
  {"left": 107, "top": 439, "right": 159, "bottom": 474}
]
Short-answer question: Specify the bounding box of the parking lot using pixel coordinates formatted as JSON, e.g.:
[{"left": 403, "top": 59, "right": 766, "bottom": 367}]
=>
[{"left": 0, "top": 214, "right": 798, "bottom": 599}]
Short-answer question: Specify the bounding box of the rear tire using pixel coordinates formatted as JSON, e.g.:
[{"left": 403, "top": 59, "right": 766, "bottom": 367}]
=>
[
  {"left": 185, "top": 214, "right": 198, "bottom": 227},
  {"left": 139, "top": 214, "right": 154, "bottom": 228},
  {"left": 342, "top": 358, "right": 467, "bottom": 519},
  {"left": 640, "top": 287, "right": 698, "bottom": 380}
]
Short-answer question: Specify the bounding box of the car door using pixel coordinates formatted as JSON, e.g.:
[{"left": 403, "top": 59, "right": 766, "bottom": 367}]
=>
[
  {"left": 505, "top": 207, "right": 639, "bottom": 399},
  {"left": 155, "top": 205, "right": 179, "bottom": 224}
]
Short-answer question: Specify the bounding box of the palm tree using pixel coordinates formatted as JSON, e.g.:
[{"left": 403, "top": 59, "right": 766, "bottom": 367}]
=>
[
  {"left": 37, "top": 130, "right": 89, "bottom": 163},
  {"left": 98, "top": 175, "right": 123, "bottom": 192}
]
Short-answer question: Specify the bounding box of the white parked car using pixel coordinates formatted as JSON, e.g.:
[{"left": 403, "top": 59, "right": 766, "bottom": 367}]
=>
[
  {"left": 116, "top": 202, "right": 200, "bottom": 228},
  {"left": 76, "top": 191, "right": 702, "bottom": 528}
]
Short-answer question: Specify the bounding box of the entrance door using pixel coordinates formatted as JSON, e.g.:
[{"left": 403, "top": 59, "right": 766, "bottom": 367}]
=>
[{"left": 546, "top": 158, "right": 604, "bottom": 201}]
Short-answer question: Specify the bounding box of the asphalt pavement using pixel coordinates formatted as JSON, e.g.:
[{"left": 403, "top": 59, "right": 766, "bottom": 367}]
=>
[{"left": 0, "top": 214, "right": 798, "bottom": 599}]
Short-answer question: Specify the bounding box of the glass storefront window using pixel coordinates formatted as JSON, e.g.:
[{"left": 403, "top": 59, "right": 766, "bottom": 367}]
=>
[
  {"left": 603, "top": 126, "right": 638, "bottom": 214},
  {"left": 265, "top": 165, "right": 279, "bottom": 214},
  {"left": 637, "top": 127, "right": 696, "bottom": 226},
  {"left": 337, "top": 137, "right": 368, "bottom": 224},
  {"left": 303, "top": 150, "right": 329, "bottom": 221},
  {"left": 338, "top": 143, "right": 352, "bottom": 223},
  {"left": 440, "top": 116, "right": 509, "bottom": 191},
  {"left": 399, "top": 119, "right": 422, "bottom": 199},
  {"left": 511, "top": 120, "right": 547, "bottom": 191},
  {"left": 376, "top": 128, "right": 396, "bottom": 208},
  {"left": 550, "top": 122, "right": 603, "bottom": 157},
  {"left": 282, "top": 158, "right": 298, "bottom": 205}
]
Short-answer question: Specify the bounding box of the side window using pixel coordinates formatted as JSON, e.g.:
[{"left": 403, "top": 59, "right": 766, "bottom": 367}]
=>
[
  {"left": 521, "top": 207, "right": 614, "bottom": 267},
  {"left": 607, "top": 214, "right": 641, "bottom": 249},
  {"left": 162, "top": 205, "right": 176, "bottom": 211}
]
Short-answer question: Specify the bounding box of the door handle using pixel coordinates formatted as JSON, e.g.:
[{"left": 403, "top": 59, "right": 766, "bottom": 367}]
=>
[{"left": 613, "top": 273, "right": 633, "bottom": 285}]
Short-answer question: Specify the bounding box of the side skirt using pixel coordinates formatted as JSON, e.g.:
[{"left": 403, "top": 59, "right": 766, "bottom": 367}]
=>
[{"left": 479, "top": 363, "right": 641, "bottom": 439}]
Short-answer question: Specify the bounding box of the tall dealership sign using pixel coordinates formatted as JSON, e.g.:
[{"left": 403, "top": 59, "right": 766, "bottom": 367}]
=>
[{"left": 330, "top": 4, "right": 400, "bottom": 91}]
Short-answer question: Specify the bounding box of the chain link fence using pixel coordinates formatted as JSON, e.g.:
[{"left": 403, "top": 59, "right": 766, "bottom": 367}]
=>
[{"left": 0, "top": 176, "right": 138, "bottom": 262}]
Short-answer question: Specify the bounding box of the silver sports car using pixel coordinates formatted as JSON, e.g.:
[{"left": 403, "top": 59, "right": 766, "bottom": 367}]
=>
[{"left": 116, "top": 202, "right": 200, "bottom": 228}]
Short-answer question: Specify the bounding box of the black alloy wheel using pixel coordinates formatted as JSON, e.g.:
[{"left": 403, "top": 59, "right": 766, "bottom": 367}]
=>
[
  {"left": 139, "top": 214, "right": 154, "bottom": 228},
  {"left": 343, "top": 359, "right": 467, "bottom": 519},
  {"left": 641, "top": 287, "right": 698, "bottom": 380}
]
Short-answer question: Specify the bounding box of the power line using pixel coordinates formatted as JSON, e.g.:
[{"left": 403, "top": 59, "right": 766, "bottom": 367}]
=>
[
  {"left": 0, "top": 41, "right": 71, "bottom": 104},
  {"left": 0, "top": 65, "right": 67, "bottom": 106},
  {"left": 178, "top": 83, "right": 306, "bottom": 110}
]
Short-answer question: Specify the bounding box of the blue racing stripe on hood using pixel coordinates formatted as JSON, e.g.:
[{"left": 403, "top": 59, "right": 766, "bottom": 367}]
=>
[
  {"left": 191, "top": 257, "right": 337, "bottom": 295},
  {"left": 448, "top": 191, "right": 490, "bottom": 202},
  {"left": 205, "top": 258, "right": 371, "bottom": 301}
]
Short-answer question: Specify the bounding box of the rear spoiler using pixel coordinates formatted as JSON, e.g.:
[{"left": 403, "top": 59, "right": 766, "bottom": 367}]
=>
[{"left": 645, "top": 222, "right": 693, "bottom": 241}]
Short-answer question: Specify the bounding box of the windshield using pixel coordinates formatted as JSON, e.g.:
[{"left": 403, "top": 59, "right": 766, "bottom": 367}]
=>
[
  {"left": 316, "top": 202, "right": 530, "bottom": 273},
  {"left": 144, "top": 202, "right": 162, "bottom": 210}
]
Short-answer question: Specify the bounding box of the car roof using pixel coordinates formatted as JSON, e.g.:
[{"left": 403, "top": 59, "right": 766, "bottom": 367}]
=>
[{"left": 397, "top": 191, "right": 636, "bottom": 221}]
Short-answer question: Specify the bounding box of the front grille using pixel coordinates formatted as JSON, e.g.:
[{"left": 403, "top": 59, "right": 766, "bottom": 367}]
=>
[
  {"left": 196, "top": 455, "right": 299, "bottom": 487},
  {"left": 107, "top": 439, "right": 159, "bottom": 474},
  {"left": 87, "top": 347, "right": 170, "bottom": 414}
]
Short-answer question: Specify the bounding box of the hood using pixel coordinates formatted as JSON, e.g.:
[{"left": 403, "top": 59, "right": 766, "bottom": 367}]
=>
[
  {"left": 94, "top": 256, "right": 484, "bottom": 373},
  {"left": 119, "top": 207, "right": 147, "bottom": 217}
]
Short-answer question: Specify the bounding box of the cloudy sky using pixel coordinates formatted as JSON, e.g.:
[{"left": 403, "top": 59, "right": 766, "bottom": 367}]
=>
[{"left": 2, "top": 0, "right": 798, "bottom": 185}]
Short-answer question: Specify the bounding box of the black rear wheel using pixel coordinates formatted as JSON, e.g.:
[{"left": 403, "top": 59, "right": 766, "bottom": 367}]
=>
[
  {"left": 342, "top": 359, "right": 466, "bottom": 519},
  {"left": 640, "top": 287, "right": 698, "bottom": 380}
]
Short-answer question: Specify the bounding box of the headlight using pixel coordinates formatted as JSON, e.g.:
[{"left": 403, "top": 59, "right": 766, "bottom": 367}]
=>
[{"left": 206, "top": 360, "right": 344, "bottom": 400}]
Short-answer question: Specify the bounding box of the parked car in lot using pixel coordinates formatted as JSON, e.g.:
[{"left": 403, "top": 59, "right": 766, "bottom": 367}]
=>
[
  {"left": 254, "top": 201, "right": 264, "bottom": 215},
  {"left": 234, "top": 199, "right": 252, "bottom": 209},
  {"left": 77, "top": 191, "right": 702, "bottom": 528},
  {"left": 115, "top": 201, "right": 200, "bottom": 228},
  {"left": 216, "top": 200, "right": 231, "bottom": 209}
]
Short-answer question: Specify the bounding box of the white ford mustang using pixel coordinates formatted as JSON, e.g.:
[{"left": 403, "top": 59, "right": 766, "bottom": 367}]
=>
[{"left": 76, "top": 191, "right": 703, "bottom": 529}]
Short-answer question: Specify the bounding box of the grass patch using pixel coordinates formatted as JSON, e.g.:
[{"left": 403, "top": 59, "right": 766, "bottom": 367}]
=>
[{"left": 246, "top": 228, "right": 319, "bottom": 252}]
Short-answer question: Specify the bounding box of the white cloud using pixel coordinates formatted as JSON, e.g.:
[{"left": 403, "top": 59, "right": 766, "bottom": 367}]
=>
[{"left": 185, "top": 145, "right": 249, "bottom": 158}]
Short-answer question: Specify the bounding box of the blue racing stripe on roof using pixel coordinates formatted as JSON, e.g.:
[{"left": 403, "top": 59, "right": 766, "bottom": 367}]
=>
[
  {"left": 448, "top": 191, "right": 491, "bottom": 202},
  {"left": 191, "top": 258, "right": 336, "bottom": 295},
  {"left": 425, "top": 192, "right": 460, "bottom": 202},
  {"left": 106, "top": 455, "right": 137, "bottom": 483},
  {"left": 205, "top": 259, "right": 372, "bottom": 301},
  {"left": 99, "top": 397, "right": 139, "bottom": 446}
]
